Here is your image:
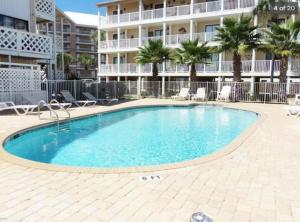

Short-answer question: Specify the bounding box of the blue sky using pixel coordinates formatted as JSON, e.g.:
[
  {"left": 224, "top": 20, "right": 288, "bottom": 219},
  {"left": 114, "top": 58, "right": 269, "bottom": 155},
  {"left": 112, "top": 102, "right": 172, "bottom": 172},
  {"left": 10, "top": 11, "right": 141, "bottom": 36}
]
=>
[{"left": 56, "top": 0, "right": 106, "bottom": 15}]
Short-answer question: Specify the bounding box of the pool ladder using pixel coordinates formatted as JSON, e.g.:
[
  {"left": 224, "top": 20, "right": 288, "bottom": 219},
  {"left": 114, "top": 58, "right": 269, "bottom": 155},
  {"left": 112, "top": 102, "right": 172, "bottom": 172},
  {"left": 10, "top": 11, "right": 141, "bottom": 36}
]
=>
[{"left": 37, "top": 99, "right": 71, "bottom": 125}]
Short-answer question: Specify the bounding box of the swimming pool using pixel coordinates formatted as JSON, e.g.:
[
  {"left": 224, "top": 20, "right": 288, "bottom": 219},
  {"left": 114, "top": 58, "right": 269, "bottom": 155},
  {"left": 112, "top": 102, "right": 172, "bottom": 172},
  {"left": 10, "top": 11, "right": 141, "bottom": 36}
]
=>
[{"left": 4, "top": 105, "right": 258, "bottom": 169}]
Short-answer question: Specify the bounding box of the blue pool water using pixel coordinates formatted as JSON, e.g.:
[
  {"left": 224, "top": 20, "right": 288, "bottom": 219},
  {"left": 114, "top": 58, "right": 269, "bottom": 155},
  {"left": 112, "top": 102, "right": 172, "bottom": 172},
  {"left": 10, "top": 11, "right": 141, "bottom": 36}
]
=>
[{"left": 4, "top": 106, "right": 258, "bottom": 168}]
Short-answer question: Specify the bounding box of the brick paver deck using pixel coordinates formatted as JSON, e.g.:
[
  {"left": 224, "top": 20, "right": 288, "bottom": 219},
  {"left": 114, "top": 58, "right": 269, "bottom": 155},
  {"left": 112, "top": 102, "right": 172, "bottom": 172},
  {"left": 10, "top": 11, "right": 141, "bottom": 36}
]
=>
[{"left": 0, "top": 99, "right": 299, "bottom": 222}]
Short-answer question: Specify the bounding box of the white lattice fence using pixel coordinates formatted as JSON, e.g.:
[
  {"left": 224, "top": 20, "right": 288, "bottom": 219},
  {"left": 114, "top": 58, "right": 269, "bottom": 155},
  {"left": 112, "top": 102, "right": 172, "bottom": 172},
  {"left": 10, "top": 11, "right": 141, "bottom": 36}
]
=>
[
  {"left": 0, "top": 63, "right": 43, "bottom": 91},
  {"left": 0, "top": 28, "right": 17, "bottom": 51},
  {"left": 35, "top": 0, "right": 55, "bottom": 21},
  {"left": 0, "top": 27, "right": 52, "bottom": 59}
]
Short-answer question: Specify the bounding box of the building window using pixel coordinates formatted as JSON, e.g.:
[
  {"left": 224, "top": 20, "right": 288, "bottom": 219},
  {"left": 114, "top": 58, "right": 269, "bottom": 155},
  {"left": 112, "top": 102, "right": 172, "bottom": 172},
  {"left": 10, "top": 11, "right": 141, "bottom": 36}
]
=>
[
  {"left": 0, "top": 14, "right": 28, "bottom": 31},
  {"left": 205, "top": 24, "right": 219, "bottom": 32}
]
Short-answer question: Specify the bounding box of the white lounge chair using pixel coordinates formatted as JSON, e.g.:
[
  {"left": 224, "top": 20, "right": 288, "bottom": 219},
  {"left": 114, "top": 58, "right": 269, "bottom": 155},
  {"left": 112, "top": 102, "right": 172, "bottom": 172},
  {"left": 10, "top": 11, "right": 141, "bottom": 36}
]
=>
[
  {"left": 171, "top": 88, "right": 190, "bottom": 100},
  {"left": 0, "top": 101, "right": 37, "bottom": 115},
  {"left": 22, "top": 94, "right": 72, "bottom": 110},
  {"left": 83, "top": 92, "right": 118, "bottom": 105},
  {"left": 61, "top": 90, "right": 96, "bottom": 107},
  {"left": 191, "top": 88, "right": 207, "bottom": 101},
  {"left": 286, "top": 105, "right": 300, "bottom": 116},
  {"left": 217, "top": 86, "right": 231, "bottom": 102}
]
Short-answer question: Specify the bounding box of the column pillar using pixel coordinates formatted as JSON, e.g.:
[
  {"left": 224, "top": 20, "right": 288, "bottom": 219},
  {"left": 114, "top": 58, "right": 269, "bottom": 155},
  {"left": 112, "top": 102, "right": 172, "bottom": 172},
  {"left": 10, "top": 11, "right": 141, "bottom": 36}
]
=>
[
  {"left": 139, "top": 0, "right": 143, "bottom": 20},
  {"left": 190, "top": 0, "right": 194, "bottom": 15},
  {"left": 60, "top": 17, "right": 64, "bottom": 78},
  {"left": 117, "top": 52, "right": 120, "bottom": 74},
  {"left": 138, "top": 25, "right": 142, "bottom": 46},
  {"left": 218, "top": 53, "right": 222, "bottom": 73},
  {"left": 117, "top": 3, "right": 121, "bottom": 23},
  {"left": 163, "top": 22, "right": 166, "bottom": 45},
  {"left": 117, "top": 28, "right": 120, "bottom": 48},
  {"left": 189, "top": 20, "right": 194, "bottom": 40},
  {"left": 117, "top": 76, "right": 120, "bottom": 82},
  {"left": 163, "top": 0, "right": 167, "bottom": 18},
  {"left": 252, "top": 14, "right": 258, "bottom": 74},
  {"left": 137, "top": 76, "right": 142, "bottom": 96},
  {"left": 106, "top": 76, "right": 109, "bottom": 82}
]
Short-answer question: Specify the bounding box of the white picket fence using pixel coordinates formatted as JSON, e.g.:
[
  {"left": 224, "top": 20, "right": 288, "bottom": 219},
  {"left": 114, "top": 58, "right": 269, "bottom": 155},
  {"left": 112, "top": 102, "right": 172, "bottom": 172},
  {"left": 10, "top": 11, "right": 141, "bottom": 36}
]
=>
[{"left": 0, "top": 80, "right": 299, "bottom": 105}]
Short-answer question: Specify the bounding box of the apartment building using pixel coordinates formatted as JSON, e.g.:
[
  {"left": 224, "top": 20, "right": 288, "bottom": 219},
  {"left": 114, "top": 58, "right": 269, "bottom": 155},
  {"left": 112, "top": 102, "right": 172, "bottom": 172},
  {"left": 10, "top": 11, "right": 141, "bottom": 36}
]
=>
[
  {"left": 37, "top": 10, "right": 98, "bottom": 79},
  {"left": 97, "top": 0, "right": 300, "bottom": 82},
  {"left": 0, "top": 0, "right": 60, "bottom": 79}
]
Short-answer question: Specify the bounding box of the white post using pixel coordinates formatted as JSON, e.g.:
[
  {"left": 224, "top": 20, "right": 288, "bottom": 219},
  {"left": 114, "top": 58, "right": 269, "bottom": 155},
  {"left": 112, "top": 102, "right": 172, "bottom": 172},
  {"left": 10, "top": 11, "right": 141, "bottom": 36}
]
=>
[
  {"left": 106, "top": 76, "right": 109, "bottom": 82},
  {"left": 117, "top": 28, "right": 120, "bottom": 48},
  {"left": 138, "top": 25, "right": 142, "bottom": 47},
  {"left": 190, "top": 0, "right": 194, "bottom": 15},
  {"left": 250, "top": 76, "right": 255, "bottom": 96},
  {"left": 162, "top": 76, "right": 165, "bottom": 97},
  {"left": 137, "top": 76, "right": 141, "bottom": 96},
  {"left": 287, "top": 77, "right": 291, "bottom": 95},
  {"left": 98, "top": 10, "right": 102, "bottom": 78},
  {"left": 139, "top": 0, "right": 143, "bottom": 20},
  {"left": 218, "top": 53, "right": 222, "bottom": 72},
  {"left": 60, "top": 17, "right": 64, "bottom": 78},
  {"left": 163, "top": 22, "right": 166, "bottom": 45},
  {"left": 117, "top": 3, "right": 121, "bottom": 23},
  {"left": 221, "top": 0, "right": 224, "bottom": 11},
  {"left": 163, "top": 0, "right": 167, "bottom": 18},
  {"left": 252, "top": 15, "right": 257, "bottom": 74},
  {"left": 117, "top": 52, "right": 120, "bottom": 74},
  {"left": 189, "top": 20, "right": 194, "bottom": 40},
  {"left": 217, "top": 76, "right": 222, "bottom": 93},
  {"left": 117, "top": 76, "right": 120, "bottom": 82}
]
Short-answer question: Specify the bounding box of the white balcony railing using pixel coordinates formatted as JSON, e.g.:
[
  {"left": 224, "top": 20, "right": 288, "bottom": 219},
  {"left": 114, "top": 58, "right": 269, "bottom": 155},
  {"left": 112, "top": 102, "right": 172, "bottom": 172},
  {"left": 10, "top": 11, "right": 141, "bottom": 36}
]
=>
[
  {"left": 142, "top": 8, "right": 164, "bottom": 20},
  {"left": 100, "top": 0, "right": 255, "bottom": 26},
  {"left": 0, "top": 26, "right": 52, "bottom": 59},
  {"left": 142, "top": 36, "right": 164, "bottom": 45},
  {"left": 35, "top": 0, "right": 55, "bottom": 21},
  {"left": 166, "top": 34, "right": 190, "bottom": 45},
  {"left": 119, "top": 38, "right": 139, "bottom": 48},
  {"left": 166, "top": 4, "right": 191, "bottom": 17},
  {"left": 99, "top": 60, "right": 286, "bottom": 75},
  {"left": 193, "top": 1, "right": 221, "bottom": 13},
  {"left": 192, "top": 32, "right": 217, "bottom": 42}
]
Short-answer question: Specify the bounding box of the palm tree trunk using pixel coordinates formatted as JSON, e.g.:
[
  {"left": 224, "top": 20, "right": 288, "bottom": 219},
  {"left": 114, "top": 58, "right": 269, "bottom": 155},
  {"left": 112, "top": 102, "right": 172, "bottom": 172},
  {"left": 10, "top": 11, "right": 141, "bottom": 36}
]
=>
[
  {"left": 279, "top": 56, "right": 288, "bottom": 83},
  {"left": 190, "top": 64, "right": 197, "bottom": 82},
  {"left": 233, "top": 52, "right": 242, "bottom": 82},
  {"left": 152, "top": 62, "right": 159, "bottom": 81}
]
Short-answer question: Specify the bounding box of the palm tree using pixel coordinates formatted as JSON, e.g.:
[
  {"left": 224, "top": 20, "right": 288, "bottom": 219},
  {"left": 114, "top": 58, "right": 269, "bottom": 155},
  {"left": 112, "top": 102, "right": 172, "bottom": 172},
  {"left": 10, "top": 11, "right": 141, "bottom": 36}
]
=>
[
  {"left": 253, "top": 0, "right": 292, "bottom": 82},
  {"left": 173, "top": 40, "right": 211, "bottom": 82},
  {"left": 92, "top": 30, "right": 106, "bottom": 47},
  {"left": 136, "top": 39, "right": 170, "bottom": 80},
  {"left": 57, "top": 53, "right": 74, "bottom": 74},
  {"left": 78, "top": 54, "right": 96, "bottom": 70},
  {"left": 214, "top": 15, "right": 260, "bottom": 82},
  {"left": 262, "top": 20, "right": 300, "bottom": 82}
]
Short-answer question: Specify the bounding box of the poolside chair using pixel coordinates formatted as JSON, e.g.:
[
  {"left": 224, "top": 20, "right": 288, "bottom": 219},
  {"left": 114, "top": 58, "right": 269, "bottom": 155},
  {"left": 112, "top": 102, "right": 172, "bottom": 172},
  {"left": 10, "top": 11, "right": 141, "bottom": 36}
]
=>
[
  {"left": 294, "top": 94, "right": 300, "bottom": 105},
  {"left": 61, "top": 90, "right": 96, "bottom": 107},
  {"left": 22, "top": 94, "right": 72, "bottom": 110},
  {"left": 0, "top": 101, "right": 37, "bottom": 115},
  {"left": 171, "top": 88, "right": 190, "bottom": 100},
  {"left": 83, "top": 92, "right": 118, "bottom": 105},
  {"left": 286, "top": 105, "right": 300, "bottom": 116},
  {"left": 217, "top": 86, "right": 231, "bottom": 102},
  {"left": 191, "top": 88, "right": 207, "bottom": 101}
]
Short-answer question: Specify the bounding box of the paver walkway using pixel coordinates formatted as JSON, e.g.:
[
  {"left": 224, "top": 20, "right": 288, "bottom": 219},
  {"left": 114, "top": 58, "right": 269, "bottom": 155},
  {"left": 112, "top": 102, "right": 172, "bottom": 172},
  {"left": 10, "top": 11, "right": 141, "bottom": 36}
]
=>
[{"left": 0, "top": 99, "right": 299, "bottom": 222}]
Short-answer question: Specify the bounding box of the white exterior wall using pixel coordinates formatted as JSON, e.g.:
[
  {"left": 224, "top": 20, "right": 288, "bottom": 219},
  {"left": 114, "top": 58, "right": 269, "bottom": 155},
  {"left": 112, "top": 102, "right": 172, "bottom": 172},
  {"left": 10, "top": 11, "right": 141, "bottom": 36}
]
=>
[{"left": 0, "top": 0, "right": 30, "bottom": 21}]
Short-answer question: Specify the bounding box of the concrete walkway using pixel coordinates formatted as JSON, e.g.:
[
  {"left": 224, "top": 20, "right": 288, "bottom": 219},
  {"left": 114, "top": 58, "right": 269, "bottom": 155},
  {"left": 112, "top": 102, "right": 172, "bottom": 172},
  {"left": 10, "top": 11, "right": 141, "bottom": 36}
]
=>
[{"left": 0, "top": 99, "right": 299, "bottom": 222}]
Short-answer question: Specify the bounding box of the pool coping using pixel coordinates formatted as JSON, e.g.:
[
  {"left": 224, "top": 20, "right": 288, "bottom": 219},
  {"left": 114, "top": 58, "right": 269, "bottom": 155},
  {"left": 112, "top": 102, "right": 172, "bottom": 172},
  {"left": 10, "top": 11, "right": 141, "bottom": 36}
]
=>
[{"left": 0, "top": 102, "right": 266, "bottom": 174}]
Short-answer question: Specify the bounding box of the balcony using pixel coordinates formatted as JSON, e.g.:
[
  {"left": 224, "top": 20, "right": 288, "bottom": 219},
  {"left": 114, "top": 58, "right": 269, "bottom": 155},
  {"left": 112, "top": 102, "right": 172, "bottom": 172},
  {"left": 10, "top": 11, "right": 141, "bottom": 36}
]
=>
[
  {"left": 98, "top": 60, "right": 300, "bottom": 76},
  {"left": 0, "top": 26, "right": 52, "bottom": 59},
  {"left": 35, "top": 0, "right": 55, "bottom": 22},
  {"left": 100, "top": 0, "right": 255, "bottom": 26},
  {"left": 99, "top": 38, "right": 139, "bottom": 50}
]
